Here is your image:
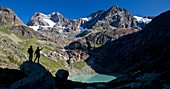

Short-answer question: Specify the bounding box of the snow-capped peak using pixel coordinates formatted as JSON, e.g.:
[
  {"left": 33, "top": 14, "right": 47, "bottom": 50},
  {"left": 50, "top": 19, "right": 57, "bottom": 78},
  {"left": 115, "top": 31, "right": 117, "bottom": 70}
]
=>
[
  {"left": 38, "top": 13, "right": 56, "bottom": 27},
  {"left": 134, "top": 16, "right": 152, "bottom": 24}
]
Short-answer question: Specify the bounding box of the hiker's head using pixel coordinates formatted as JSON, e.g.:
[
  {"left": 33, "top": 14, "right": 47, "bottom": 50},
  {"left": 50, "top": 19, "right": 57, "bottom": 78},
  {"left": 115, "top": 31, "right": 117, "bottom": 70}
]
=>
[
  {"left": 30, "top": 45, "right": 32, "bottom": 48},
  {"left": 37, "top": 47, "right": 39, "bottom": 49}
]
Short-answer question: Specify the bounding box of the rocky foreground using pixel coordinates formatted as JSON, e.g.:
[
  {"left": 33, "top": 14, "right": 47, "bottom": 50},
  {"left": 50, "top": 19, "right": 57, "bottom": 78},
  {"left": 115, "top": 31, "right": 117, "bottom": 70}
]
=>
[
  {"left": 0, "top": 61, "right": 170, "bottom": 89},
  {"left": 0, "top": 61, "right": 109, "bottom": 89}
]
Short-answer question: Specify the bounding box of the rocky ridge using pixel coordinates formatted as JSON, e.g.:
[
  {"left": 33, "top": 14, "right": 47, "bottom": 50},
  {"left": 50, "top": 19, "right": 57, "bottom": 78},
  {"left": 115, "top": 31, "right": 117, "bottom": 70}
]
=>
[
  {"left": 27, "top": 5, "right": 143, "bottom": 36},
  {"left": 81, "top": 5, "right": 139, "bottom": 30},
  {"left": 0, "top": 6, "right": 23, "bottom": 27}
]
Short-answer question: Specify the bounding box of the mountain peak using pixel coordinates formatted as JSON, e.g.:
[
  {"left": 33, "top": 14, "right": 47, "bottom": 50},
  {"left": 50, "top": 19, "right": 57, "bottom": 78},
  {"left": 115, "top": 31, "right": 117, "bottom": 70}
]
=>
[
  {"left": 27, "top": 12, "right": 68, "bottom": 31},
  {"left": 51, "top": 12, "right": 61, "bottom": 15},
  {"left": 33, "top": 12, "right": 46, "bottom": 16},
  {"left": 0, "top": 6, "right": 23, "bottom": 27},
  {"left": 107, "top": 5, "right": 123, "bottom": 12},
  {"left": 81, "top": 5, "right": 139, "bottom": 30}
]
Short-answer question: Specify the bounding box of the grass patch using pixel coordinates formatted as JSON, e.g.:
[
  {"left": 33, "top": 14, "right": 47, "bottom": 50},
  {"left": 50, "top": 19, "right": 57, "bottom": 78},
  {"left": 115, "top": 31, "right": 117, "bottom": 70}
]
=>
[
  {"left": 7, "top": 55, "right": 18, "bottom": 64},
  {"left": 39, "top": 56, "right": 66, "bottom": 75},
  {"left": 23, "top": 38, "right": 37, "bottom": 53},
  {"left": 15, "top": 33, "right": 28, "bottom": 41},
  {"left": 71, "top": 61, "right": 86, "bottom": 70},
  {"left": 98, "top": 29, "right": 104, "bottom": 32},
  {"left": 0, "top": 27, "right": 11, "bottom": 35},
  {"left": 93, "top": 44, "right": 103, "bottom": 48}
]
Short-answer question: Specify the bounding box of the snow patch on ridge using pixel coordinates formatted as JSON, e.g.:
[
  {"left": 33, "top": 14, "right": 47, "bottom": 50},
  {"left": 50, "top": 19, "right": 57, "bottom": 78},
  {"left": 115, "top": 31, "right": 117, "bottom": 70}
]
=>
[
  {"left": 43, "top": 18, "right": 56, "bottom": 27},
  {"left": 80, "top": 17, "right": 92, "bottom": 21},
  {"left": 79, "top": 27, "right": 88, "bottom": 32},
  {"left": 134, "top": 16, "right": 152, "bottom": 24},
  {"left": 29, "top": 26, "right": 40, "bottom": 31}
]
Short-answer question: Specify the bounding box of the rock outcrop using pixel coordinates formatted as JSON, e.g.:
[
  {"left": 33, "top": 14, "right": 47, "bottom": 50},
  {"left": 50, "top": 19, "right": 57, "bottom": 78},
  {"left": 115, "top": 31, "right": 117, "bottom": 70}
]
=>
[
  {"left": 0, "top": 68, "right": 26, "bottom": 87},
  {"left": 10, "top": 25, "right": 42, "bottom": 38},
  {"left": 55, "top": 69, "right": 69, "bottom": 81},
  {"left": 0, "top": 7, "right": 23, "bottom": 27},
  {"left": 51, "top": 12, "right": 68, "bottom": 25},
  {"left": 10, "top": 61, "right": 55, "bottom": 89},
  {"left": 63, "top": 18, "right": 88, "bottom": 32},
  {"left": 27, "top": 12, "right": 49, "bottom": 26}
]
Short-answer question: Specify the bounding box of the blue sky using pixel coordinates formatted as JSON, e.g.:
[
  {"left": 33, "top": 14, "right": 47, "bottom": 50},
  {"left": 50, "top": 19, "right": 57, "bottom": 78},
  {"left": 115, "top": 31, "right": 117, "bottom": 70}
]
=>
[{"left": 0, "top": 0, "right": 170, "bottom": 24}]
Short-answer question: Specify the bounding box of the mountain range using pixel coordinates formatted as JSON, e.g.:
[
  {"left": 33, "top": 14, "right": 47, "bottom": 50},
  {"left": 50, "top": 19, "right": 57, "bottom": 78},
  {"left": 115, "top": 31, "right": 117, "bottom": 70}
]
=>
[
  {"left": 1, "top": 4, "right": 169, "bottom": 89},
  {"left": 27, "top": 5, "right": 152, "bottom": 33}
]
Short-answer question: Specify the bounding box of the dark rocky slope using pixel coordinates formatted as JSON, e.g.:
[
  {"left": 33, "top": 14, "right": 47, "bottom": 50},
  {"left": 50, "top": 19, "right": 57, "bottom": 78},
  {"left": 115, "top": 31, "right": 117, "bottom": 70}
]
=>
[
  {"left": 0, "top": 62, "right": 108, "bottom": 89},
  {"left": 86, "top": 10, "right": 170, "bottom": 88}
]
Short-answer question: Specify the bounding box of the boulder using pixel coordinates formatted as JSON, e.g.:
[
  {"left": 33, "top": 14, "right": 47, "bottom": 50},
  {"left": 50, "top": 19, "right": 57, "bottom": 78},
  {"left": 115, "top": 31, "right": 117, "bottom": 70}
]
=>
[
  {"left": 0, "top": 68, "right": 26, "bottom": 87},
  {"left": 55, "top": 69, "right": 69, "bottom": 81},
  {"left": 55, "top": 69, "right": 70, "bottom": 88},
  {"left": 10, "top": 61, "right": 55, "bottom": 89},
  {"left": 65, "top": 41, "right": 87, "bottom": 50},
  {"left": 66, "top": 50, "right": 89, "bottom": 62}
]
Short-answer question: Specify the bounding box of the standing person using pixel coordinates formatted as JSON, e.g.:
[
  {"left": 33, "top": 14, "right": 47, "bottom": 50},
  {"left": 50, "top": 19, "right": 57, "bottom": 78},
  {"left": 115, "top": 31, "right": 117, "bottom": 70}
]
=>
[
  {"left": 27, "top": 45, "right": 33, "bottom": 61},
  {"left": 34, "top": 47, "right": 43, "bottom": 63}
]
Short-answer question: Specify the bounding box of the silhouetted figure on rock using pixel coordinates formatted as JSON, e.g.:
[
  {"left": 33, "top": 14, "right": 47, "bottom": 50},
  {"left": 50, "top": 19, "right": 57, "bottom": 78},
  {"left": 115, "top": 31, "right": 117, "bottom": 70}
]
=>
[
  {"left": 27, "top": 45, "right": 33, "bottom": 61},
  {"left": 34, "top": 47, "right": 43, "bottom": 63}
]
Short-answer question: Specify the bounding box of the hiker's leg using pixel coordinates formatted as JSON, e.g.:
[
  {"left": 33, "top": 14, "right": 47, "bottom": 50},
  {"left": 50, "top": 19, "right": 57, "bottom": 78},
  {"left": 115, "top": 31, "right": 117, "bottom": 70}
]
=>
[
  {"left": 34, "top": 56, "right": 37, "bottom": 62},
  {"left": 38, "top": 55, "right": 40, "bottom": 63}
]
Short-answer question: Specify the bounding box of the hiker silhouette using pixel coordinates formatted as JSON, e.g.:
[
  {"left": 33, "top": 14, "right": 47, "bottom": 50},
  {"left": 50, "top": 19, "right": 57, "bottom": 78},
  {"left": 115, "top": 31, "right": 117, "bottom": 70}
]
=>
[
  {"left": 27, "top": 45, "right": 33, "bottom": 61},
  {"left": 34, "top": 47, "right": 43, "bottom": 63}
]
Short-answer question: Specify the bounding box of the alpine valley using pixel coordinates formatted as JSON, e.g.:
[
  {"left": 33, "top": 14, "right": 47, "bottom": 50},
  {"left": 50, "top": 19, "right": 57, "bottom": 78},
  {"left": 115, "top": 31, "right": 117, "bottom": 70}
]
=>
[{"left": 1, "top": 5, "right": 170, "bottom": 89}]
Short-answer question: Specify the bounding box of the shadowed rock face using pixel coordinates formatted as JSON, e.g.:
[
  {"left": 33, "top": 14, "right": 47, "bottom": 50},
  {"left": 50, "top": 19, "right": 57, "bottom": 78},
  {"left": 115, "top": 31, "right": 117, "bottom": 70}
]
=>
[
  {"left": 0, "top": 68, "right": 26, "bottom": 87},
  {"left": 10, "top": 61, "right": 55, "bottom": 89},
  {"left": 50, "top": 12, "right": 68, "bottom": 25},
  {"left": 27, "top": 12, "right": 51, "bottom": 26},
  {"left": 87, "top": 10, "right": 170, "bottom": 74},
  {"left": 0, "top": 7, "right": 23, "bottom": 27}
]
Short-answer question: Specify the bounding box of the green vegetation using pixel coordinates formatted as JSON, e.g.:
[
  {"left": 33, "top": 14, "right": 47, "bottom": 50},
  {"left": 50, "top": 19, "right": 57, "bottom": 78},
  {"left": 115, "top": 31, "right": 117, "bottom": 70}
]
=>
[
  {"left": 71, "top": 61, "right": 86, "bottom": 70},
  {"left": 15, "top": 33, "right": 28, "bottom": 40},
  {"left": 0, "top": 26, "right": 91, "bottom": 76},
  {"left": 23, "top": 38, "right": 37, "bottom": 53},
  {"left": 40, "top": 56, "right": 66, "bottom": 75},
  {"left": 0, "top": 27, "right": 12, "bottom": 35},
  {"left": 1, "top": 36, "right": 13, "bottom": 42},
  {"left": 93, "top": 44, "right": 103, "bottom": 48},
  {"left": 98, "top": 29, "right": 104, "bottom": 33},
  {"left": 7, "top": 54, "right": 19, "bottom": 64}
]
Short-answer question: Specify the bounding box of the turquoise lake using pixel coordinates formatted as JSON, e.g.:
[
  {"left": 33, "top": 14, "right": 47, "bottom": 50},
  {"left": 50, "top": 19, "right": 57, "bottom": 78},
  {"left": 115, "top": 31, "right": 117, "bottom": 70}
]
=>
[{"left": 68, "top": 74, "right": 117, "bottom": 83}]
